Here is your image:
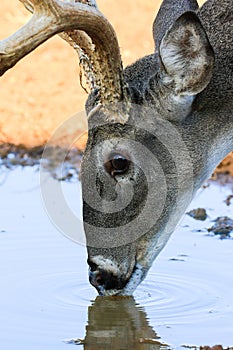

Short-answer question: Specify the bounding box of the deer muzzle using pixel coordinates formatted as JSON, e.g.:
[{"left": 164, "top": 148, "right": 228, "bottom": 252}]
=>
[{"left": 87, "top": 256, "right": 146, "bottom": 296}]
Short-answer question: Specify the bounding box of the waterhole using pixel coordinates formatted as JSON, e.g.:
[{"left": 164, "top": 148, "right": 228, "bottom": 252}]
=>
[{"left": 0, "top": 168, "right": 232, "bottom": 349}]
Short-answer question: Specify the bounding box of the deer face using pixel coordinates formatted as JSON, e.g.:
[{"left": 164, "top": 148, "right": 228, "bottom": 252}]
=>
[
  {"left": 81, "top": 125, "right": 151, "bottom": 294},
  {"left": 81, "top": 120, "right": 147, "bottom": 295},
  {"left": 81, "top": 106, "right": 194, "bottom": 295}
]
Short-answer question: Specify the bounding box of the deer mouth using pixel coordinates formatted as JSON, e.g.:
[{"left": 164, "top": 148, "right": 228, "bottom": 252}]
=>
[{"left": 96, "top": 263, "right": 146, "bottom": 296}]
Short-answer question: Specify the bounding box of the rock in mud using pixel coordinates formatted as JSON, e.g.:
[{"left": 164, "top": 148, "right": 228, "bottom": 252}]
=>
[
  {"left": 208, "top": 216, "right": 233, "bottom": 239},
  {"left": 200, "top": 346, "right": 226, "bottom": 350},
  {"left": 224, "top": 194, "right": 233, "bottom": 206},
  {"left": 187, "top": 208, "right": 207, "bottom": 221}
]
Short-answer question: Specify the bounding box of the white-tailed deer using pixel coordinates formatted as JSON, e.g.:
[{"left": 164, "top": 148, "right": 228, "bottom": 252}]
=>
[{"left": 0, "top": 0, "right": 232, "bottom": 295}]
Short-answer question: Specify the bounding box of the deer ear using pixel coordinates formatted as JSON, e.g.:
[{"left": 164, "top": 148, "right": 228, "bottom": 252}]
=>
[
  {"left": 159, "top": 11, "right": 214, "bottom": 95},
  {"left": 153, "top": 0, "right": 199, "bottom": 50}
]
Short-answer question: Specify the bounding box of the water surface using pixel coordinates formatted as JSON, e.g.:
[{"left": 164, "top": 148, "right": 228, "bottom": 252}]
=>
[{"left": 0, "top": 167, "right": 233, "bottom": 349}]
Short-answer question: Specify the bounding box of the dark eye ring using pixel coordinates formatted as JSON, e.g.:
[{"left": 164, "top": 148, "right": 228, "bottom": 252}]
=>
[{"left": 105, "top": 154, "right": 131, "bottom": 177}]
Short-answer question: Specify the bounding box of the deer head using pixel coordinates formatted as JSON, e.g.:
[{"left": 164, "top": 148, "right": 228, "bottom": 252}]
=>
[{"left": 1, "top": 0, "right": 232, "bottom": 296}]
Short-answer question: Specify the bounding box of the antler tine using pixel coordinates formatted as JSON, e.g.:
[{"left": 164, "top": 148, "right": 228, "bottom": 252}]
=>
[{"left": 0, "top": 0, "right": 129, "bottom": 116}]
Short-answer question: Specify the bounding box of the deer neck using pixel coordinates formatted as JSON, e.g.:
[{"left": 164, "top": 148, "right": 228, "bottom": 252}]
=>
[{"left": 179, "top": 99, "right": 233, "bottom": 192}]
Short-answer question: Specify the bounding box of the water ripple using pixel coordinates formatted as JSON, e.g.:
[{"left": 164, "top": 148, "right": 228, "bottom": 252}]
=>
[
  {"left": 135, "top": 272, "right": 219, "bottom": 323},
  {"left": 39, "top": 272, "right": 96, "bottom": 309}
]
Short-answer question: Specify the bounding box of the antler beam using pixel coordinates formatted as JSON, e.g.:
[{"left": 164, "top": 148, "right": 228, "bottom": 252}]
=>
[{"left": 0, "top": 0, "right": 126, "bottom": 105}]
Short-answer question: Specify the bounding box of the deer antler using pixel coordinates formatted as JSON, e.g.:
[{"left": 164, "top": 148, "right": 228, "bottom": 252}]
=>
[
  {"left": 0, "top": 0, "right": 128, "bottom": 112},
  {"left": 22, "top": 0, "right": 98, "bottom": 93}
]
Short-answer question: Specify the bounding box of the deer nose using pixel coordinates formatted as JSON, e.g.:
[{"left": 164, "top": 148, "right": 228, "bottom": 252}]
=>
[{"left": 88, "top": 260, "right": 125, "bottom": 294}]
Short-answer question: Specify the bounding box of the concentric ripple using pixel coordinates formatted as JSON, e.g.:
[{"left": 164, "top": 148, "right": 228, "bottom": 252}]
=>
[
  {"left": 38, "top": 271, "right": 97, "bottom": 309},
  {"left": 134, "top": 272, "right": 218, "bottom": 324},
  {"left": 37, "top": 269, "right": 219, "bottom": 325}
]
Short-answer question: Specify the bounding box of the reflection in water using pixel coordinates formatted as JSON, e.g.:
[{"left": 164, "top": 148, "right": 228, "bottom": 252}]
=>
[{"left": 82, "top": 296, "right": 168, "bottom": 350}]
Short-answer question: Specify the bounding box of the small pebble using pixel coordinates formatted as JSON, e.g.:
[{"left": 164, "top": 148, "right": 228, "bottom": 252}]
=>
[{"left": 187, "top": 208, "right": 207, "bottom": 221}]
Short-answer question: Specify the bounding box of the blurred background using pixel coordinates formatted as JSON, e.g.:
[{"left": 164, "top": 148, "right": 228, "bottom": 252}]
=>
[{"left": 0, "top": 0, "right": 232, "bottom": 174}]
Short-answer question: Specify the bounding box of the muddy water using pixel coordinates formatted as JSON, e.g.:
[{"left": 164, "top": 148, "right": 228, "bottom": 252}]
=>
[{"left": 0, "top": 167, "right": 233, "bottom": 350}]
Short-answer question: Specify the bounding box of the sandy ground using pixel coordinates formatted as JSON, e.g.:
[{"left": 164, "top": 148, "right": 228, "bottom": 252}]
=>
[
  {"left": 0, "top": 0, "right": 204, "bottom": 146},
  {"left": 0, "top": 0, "right": 232, "bottom": 174},
  {"left": 0, "top": 0, "right": 162, "bottom": 146}
]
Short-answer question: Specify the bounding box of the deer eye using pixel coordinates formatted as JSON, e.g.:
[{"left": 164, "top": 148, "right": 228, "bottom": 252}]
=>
[{"left": 105, "top": 154, "right": 130, "bottom": 177}]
